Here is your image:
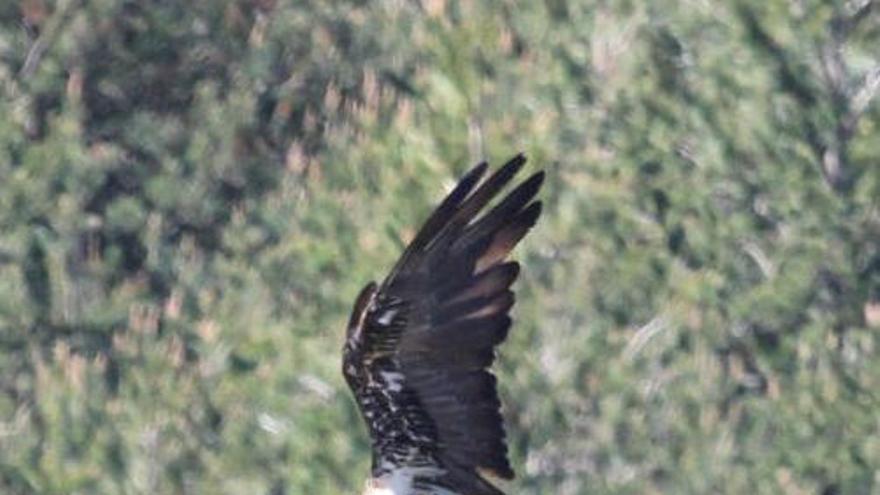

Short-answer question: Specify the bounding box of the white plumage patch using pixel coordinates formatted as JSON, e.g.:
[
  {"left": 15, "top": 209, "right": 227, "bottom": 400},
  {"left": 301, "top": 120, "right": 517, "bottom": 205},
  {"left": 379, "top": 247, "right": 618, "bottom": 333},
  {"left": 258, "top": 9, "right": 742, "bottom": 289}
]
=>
[
  {"left": 376, "top": 308, "right": 398, "bottom": 326},
  {"left": 381, "top": 370, "right": 405, "bottom": 393},
  {"left": 365, "top": 466, "right": 452, "bottom": 495}
]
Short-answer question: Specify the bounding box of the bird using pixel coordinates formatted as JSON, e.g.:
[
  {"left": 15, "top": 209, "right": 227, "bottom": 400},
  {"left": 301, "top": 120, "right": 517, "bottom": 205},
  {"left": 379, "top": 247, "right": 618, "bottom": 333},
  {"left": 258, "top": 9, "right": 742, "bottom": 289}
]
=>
[{"left": 342, "top": 153, "right": 544, "bottom": 495}]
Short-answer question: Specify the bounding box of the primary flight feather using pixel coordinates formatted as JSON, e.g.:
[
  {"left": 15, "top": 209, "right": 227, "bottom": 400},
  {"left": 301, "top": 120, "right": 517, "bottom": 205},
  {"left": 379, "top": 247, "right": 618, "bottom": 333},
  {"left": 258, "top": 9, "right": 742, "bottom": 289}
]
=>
[{"left": 342, "top": 153, "right": 544, "bottom": 495}]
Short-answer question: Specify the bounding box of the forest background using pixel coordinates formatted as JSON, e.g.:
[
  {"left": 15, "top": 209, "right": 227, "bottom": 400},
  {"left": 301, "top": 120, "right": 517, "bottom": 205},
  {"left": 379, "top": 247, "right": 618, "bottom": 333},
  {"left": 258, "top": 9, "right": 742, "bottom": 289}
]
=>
[{"left": 1, "top": 1, "right": 879, "bottom": 494}]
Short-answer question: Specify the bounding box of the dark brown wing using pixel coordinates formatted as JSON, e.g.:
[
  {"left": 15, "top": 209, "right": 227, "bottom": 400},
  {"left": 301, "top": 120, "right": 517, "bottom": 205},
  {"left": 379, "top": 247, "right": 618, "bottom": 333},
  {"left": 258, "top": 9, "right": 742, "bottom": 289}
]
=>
[{"left": 343, "top": 154, "right": 543, "bottom": 494}]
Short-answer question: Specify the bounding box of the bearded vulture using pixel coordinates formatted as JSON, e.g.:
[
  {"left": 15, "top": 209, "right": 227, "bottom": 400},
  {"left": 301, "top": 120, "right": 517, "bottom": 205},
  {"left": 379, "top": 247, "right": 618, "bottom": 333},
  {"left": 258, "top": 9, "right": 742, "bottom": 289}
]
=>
[{"left": 342, "top": 153, "right": 543, "bottom": 495}]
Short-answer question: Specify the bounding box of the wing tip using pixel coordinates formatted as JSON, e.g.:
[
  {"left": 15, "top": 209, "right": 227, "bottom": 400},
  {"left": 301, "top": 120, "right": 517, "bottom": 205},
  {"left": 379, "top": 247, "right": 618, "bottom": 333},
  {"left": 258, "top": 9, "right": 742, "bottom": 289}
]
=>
[
  {"left": 497, "top": 153, "right": 528, "bottom": 181},
  {"left": 524, "top": 200, "right": 543, "bottom": 225},
  {"left": 527, "top": 169, "right": 545, "bottom": 190},
  {"left": 468, "top": 160, "right": 490, "bottom": 181}
]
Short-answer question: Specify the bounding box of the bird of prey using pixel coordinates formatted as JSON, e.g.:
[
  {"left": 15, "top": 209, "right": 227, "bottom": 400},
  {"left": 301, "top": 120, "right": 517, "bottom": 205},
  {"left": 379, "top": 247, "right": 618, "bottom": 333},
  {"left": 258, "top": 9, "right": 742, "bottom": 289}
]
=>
[{"left": 342, "top": 153, "right": 544, "bottom": 495}]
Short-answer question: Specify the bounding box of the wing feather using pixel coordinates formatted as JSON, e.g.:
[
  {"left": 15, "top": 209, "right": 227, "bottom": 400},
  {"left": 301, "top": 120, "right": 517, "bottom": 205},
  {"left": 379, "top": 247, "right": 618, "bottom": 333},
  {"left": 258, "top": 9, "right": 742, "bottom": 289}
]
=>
[
  {"left": 438, "top": 262, "right": 520, "bottom": 303},
  {"left": 457, "top": 170, "right": 545, "bottom": 251},
  {"left": 385, "top": 161, "right": 488, "bottom": 283}
]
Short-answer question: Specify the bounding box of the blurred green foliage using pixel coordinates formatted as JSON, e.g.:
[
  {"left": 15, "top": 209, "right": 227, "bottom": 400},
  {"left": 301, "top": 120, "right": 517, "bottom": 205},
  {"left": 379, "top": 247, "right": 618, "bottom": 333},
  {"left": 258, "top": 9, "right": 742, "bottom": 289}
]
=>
[{"left": 1, "top": 1, "right": 879, "bottom": 494}]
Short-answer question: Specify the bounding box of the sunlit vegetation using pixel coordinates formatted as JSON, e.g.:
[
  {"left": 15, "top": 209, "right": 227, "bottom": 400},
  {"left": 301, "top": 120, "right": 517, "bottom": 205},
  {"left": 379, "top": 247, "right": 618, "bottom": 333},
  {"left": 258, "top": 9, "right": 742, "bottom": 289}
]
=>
[{"left": 1, "top": 1, "right": 878, "bottom": 493}]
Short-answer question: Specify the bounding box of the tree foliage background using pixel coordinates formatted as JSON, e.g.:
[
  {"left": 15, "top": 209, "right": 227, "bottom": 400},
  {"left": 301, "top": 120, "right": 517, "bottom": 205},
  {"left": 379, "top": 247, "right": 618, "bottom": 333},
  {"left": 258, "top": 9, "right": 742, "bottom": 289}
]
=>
[{"left": 1, "top": 1, "right": 879, "bottom": 494}]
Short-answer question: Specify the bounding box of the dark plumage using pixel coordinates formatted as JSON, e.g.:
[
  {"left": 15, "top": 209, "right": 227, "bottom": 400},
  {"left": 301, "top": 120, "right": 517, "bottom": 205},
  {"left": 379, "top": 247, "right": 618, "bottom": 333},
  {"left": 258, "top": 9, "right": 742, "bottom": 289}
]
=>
[{"left": 343, "top": 154, "right": 543, "bottom": 495}]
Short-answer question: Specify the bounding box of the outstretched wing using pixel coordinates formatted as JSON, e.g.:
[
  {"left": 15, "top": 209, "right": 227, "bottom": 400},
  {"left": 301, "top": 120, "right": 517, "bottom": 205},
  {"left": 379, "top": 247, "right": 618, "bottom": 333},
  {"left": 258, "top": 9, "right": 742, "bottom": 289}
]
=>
[{"left": 343, "top": 154, "right": 543, "bottom": 495}]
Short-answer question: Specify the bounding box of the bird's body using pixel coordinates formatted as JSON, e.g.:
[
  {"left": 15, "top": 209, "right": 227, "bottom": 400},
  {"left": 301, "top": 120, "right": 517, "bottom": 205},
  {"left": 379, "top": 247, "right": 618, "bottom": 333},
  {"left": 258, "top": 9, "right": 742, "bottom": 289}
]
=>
[
  {"left": 343, "top": 154, "right": 543, "bottom": 495},
  {"left": 362, "top": 467, "right": 459, "bottom": 495}
]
